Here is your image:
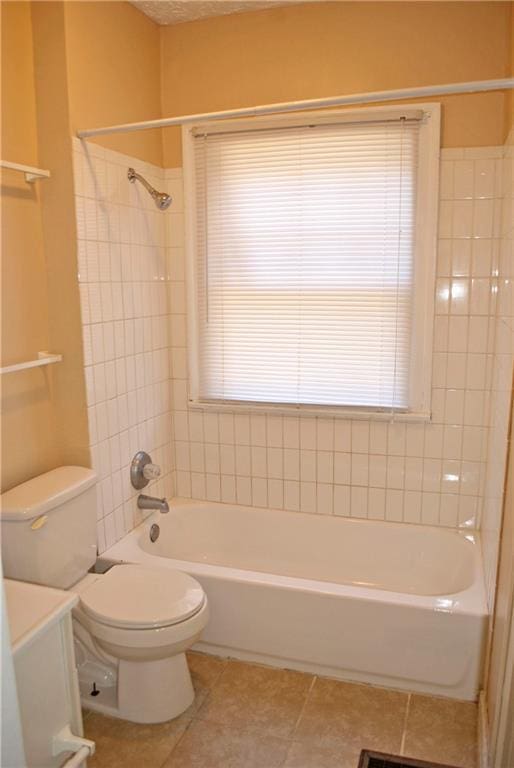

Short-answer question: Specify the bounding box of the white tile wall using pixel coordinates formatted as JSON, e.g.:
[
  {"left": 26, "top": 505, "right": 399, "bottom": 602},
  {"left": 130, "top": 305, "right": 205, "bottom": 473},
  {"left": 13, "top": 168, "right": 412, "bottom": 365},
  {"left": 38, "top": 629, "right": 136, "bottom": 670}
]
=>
[
  {"left": 480, "top": 137, "right": 514, "bottom": 610},
  {"left": 72, "top": 141, "right": 510, "bottom": 548},
  {"left": 72, "top": 139, "right": 175, "bottom": 553},
  {"left": 168, "top": 147, "right": 506, "bottom": 529}
]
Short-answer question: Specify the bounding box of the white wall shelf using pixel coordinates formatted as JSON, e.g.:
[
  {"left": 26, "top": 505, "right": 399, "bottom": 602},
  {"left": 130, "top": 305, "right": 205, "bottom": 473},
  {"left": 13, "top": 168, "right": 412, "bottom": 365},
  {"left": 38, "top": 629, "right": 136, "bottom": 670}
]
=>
[
  {"left": 0, "top": 352, "right": 63, "bottom": 375},
  {"left": 0, "top": 160, "right": 51, "bottom": 183}
]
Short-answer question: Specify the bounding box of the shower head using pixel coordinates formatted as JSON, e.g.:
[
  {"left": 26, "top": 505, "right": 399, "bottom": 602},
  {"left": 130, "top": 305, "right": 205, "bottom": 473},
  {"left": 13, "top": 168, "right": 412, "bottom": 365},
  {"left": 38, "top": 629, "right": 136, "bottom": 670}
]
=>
[
  {"left": 154, "top": 191, "right": 173, "bottom": 211},
  {"left": 127, "top": 167, "right": 172, "bottom": 211}
]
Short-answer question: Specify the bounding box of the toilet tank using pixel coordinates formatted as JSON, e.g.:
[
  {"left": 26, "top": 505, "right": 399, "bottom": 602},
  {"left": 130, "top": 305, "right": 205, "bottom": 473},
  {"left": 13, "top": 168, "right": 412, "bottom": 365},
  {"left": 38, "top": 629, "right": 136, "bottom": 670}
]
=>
[{"left": 1, "top": 467, "right": 98, "bottom": 589}]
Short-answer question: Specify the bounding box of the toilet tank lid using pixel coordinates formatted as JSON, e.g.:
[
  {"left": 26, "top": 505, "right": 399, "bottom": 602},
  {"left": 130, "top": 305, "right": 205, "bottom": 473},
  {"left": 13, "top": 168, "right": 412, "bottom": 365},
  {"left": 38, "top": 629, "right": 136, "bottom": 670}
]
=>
[{"left": 1, "top": 467, "right": 97, "bottom": 521}]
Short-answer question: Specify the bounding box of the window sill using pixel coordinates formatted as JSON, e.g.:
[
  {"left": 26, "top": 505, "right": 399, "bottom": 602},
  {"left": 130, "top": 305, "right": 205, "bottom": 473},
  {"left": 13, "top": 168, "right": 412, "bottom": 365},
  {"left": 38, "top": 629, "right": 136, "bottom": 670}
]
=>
[{"left": 188, "top": 399, "right": 431, "bottom": 423}]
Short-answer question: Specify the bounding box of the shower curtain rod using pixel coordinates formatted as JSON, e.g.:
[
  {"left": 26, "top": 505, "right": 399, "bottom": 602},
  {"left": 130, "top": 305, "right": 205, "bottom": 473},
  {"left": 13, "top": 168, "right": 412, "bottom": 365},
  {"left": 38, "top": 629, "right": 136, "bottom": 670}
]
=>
[{"left": 77, "top": 78, "right": 514, "bottom": 139}]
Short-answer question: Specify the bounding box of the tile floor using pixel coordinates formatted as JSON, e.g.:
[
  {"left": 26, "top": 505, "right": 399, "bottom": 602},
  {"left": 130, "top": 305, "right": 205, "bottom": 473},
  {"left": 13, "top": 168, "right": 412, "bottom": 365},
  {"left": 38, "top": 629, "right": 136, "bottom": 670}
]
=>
[{"left": 84, "top": 652, "right": 477, "bottom": 768}]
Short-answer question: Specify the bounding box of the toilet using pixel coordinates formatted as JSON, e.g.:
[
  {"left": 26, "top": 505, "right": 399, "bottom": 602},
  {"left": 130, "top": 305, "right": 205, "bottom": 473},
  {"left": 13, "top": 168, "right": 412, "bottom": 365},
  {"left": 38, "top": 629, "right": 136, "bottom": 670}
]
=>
[{"left": 0, "top": 466, "right": 209, "bottom": 724}]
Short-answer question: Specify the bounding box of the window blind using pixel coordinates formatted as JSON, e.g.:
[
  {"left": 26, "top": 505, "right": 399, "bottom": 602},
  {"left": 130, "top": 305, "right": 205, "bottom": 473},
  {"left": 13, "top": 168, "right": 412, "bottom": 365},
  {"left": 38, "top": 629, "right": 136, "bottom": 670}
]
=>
[{"left": 192, "top": 116, "right": 420, "bottom": 411}]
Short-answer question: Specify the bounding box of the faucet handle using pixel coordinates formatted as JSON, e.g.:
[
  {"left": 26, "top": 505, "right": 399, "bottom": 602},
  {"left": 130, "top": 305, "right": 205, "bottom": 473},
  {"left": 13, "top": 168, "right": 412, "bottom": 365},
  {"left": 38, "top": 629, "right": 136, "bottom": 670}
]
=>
[
  {"left": 143, "top": 463, "right": 161, "bottom": 481},
  {"left": 131, "top": 451, "right": 161, "bottom": 490}
]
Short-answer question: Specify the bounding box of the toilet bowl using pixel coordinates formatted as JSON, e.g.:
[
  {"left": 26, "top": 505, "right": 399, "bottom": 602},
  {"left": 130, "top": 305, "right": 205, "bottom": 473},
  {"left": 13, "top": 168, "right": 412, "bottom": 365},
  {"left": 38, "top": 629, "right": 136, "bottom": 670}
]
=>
[
  {"left": 0, "top": 466, "right": 209, "bottom": 724},
  {"left": 72, "top": 564, "right": 209, "bottom": 723}
]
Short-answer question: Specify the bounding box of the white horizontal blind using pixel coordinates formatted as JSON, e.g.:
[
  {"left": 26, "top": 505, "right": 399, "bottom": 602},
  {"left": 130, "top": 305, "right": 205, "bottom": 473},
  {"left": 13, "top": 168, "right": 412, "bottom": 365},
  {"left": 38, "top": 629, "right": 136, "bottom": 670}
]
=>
[{"left": 193, "top": 117, "right": 420, "bottom": 410}]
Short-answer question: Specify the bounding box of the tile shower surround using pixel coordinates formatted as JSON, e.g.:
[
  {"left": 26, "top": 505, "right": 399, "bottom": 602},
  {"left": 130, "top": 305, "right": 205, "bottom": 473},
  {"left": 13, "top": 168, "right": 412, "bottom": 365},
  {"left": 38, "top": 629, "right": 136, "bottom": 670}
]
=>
[
  {"left": 72, "top": 140, "right": 509, "bottom": 553},
  {"left": 480, "top": 137, "right": 513, "bottom": 611},
  {"left": 73, "top": 139, "right": 177, "bottom": 553}
]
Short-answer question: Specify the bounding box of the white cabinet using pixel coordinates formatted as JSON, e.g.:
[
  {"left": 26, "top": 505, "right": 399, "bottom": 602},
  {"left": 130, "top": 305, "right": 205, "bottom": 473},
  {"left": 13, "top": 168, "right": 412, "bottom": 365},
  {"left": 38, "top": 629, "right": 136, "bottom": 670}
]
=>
[{"left": 4, "top": 579, "right": 95, "bottom": 768}]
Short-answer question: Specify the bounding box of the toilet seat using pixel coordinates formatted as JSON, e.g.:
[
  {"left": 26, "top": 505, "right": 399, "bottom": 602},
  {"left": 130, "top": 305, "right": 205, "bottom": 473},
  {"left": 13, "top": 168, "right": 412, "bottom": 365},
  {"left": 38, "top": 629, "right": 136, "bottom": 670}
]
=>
[{"left": 79, "top": 564, "right": 205, "bottom": 630}]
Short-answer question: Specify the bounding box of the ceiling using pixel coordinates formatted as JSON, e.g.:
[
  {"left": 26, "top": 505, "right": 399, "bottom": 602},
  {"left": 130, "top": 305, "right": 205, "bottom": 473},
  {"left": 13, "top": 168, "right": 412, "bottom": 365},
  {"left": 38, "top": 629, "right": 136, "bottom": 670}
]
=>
[{"left": 131, "top": 0, "right": 301, "bottom": 25}]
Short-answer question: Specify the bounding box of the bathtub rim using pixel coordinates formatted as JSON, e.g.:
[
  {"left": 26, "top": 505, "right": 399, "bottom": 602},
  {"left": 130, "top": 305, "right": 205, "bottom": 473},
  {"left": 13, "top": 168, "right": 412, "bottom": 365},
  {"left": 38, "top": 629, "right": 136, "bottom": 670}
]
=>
[{"left": 103, "top": 499, "right": 488, "bottom": 618}]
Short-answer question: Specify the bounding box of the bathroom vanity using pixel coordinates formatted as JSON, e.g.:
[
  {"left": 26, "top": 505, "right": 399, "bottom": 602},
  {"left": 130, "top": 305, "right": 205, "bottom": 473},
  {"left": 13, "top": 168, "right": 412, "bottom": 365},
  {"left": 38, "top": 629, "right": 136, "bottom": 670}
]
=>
[{"left": 4, "top": 578, "right": 94, "bottom": 768}]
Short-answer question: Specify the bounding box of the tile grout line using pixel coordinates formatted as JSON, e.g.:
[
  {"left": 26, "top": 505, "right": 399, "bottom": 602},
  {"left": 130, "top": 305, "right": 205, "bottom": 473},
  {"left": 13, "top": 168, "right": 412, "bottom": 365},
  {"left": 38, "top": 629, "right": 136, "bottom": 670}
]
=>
[
  {"left": 280, "top": 674, "right": 318, "bottom": 768},
  {"left": 157, "top": 717, "right": 195, "bottom": 768},
  {"left": 159, "top": 656, "right": 230, "bottom": 768},
  {"left": 399, "top": 692, "right": 412, "bottom": 756},
  {"left": 209, "top": 656, "right": 229, "bottom": 692},
  {"left": 290, "top": 674, "right": 317, "bottom": 742},
  {"left": 189, "top": 654, "right": 229, "bottom": 720}
]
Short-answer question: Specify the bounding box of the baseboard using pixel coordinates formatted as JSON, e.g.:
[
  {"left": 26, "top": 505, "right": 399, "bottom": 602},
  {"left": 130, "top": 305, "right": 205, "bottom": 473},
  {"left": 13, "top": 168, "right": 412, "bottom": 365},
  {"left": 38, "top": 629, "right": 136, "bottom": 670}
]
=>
[{"left": 478, "top": 690, "right": 489, "bottom": 768}]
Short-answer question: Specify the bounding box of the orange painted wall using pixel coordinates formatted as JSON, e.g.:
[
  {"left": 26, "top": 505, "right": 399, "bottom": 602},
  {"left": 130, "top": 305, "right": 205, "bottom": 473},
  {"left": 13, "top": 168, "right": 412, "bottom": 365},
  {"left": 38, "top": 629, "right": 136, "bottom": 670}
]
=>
[
  {"left": 510, "top": 1, "right": 514, "bottom": 131},
  {"left": 0, "top": 1, "right": 60, "bottom": 490},
  {"left": 64, "top": 1, "right": 163, "bottom": 165},
  {"left": 31, "top": 1, "right": 90, "bottom": 475},
  {"left": 161, "top": 1, "right": 512, "bottom": 166},
  {"left": 1, "top": 0, "right": 512, "bottom": 493},
  {"left": 0, "top": 0, "right": 164, "bottom": 490}
]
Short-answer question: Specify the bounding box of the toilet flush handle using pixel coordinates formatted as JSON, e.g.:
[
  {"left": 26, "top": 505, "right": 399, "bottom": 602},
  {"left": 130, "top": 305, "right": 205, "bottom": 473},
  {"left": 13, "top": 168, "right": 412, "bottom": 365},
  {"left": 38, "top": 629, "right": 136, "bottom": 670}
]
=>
[{"left": 30, "top": 514, "right": 48, "bottom": 530}]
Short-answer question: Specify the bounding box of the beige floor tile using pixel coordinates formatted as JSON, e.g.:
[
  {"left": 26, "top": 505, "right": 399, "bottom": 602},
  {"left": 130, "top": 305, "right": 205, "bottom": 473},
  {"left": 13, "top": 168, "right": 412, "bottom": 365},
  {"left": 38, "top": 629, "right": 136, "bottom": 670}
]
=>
[
  {"left": 293, "top": 677, "right": 408, "bottom": 762},
  {"left": 81, "top": 656, "right": 478, "bottom": 768},
  {"left": 402, "top": 694, "right": 478, "bottom": 768},
  {"left": 284, "top": 741, "right": 355, "bottom": 768},
  {"left": 162, "top": 718, "right": 290, "bottom": 768},
  {"left": 196, "top": 659, "right": 313, "bottom": 738},
  {"left": 84, "top": 711, "right": 190, "bottom": 768},
  {"left": 186, "top": 651, "right": 228, "bottom": 714}
]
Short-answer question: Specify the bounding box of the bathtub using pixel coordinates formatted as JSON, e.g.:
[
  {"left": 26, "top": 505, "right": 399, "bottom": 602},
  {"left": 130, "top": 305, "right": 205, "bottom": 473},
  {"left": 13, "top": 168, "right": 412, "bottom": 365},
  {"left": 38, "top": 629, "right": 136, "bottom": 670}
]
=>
[{"left": 104, "top": 498, "right": 488, "bottom": 700}]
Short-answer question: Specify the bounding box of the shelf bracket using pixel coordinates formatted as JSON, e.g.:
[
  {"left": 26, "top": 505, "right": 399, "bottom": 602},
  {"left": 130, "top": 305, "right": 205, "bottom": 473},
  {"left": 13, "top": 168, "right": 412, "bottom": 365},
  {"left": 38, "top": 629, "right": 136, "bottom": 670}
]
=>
[
  {"left": 0, "top": 351, "right": 63, "bottom": 375},
  {"left": 0, "top": 160, "right": 51, "bottom": 183}
]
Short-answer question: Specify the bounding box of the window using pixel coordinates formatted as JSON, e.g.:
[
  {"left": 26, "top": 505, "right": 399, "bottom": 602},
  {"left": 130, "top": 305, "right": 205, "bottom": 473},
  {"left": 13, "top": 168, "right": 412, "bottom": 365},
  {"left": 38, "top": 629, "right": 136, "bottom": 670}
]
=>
[{"left": 183, "top": 104, "right": 440, "bottom": 418}]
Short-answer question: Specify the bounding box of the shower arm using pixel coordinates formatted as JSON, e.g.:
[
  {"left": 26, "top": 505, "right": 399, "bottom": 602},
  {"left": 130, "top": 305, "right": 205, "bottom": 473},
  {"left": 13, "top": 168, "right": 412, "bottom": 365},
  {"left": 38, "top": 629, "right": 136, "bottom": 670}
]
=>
[
  {"left": 128, "top": 167, "right": 160, "bottom": 201},
  {"left": 127, "top": 167, "right": 172, "bottom": 210}
]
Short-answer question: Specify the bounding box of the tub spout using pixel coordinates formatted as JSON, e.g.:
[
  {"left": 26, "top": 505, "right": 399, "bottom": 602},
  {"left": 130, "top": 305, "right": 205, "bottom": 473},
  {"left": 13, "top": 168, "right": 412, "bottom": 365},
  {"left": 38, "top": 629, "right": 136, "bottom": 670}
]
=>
[{"left": 137, "top": 494, "right": 169, "bottom": 514}]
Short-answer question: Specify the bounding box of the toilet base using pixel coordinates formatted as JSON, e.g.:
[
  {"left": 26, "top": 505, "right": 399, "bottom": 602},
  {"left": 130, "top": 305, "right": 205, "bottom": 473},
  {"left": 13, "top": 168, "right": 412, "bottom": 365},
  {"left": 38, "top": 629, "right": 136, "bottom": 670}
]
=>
[
  {"left": 72, "top": 582, "right": 208, "bottom": 723},
  {"left": 118, "top": 652, "right": 195, "bottom": 723},
  {"left": 77, "top": 641, "right": 195, "bottom": 723}
]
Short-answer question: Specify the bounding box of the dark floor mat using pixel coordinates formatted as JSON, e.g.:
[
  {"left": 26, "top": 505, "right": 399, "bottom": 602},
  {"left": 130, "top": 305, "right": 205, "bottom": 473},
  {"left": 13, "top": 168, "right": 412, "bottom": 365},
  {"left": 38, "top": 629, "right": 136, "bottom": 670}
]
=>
[{"left": 358, "top": 751, "right": 461, "bottom": 768}]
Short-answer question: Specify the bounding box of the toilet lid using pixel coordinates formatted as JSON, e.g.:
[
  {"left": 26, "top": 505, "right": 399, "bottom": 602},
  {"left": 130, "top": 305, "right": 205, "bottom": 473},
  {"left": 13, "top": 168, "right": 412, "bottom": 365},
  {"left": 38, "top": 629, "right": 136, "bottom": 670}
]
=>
[{"left": 79, "top": 565, "right": 205, "bottom": 629}]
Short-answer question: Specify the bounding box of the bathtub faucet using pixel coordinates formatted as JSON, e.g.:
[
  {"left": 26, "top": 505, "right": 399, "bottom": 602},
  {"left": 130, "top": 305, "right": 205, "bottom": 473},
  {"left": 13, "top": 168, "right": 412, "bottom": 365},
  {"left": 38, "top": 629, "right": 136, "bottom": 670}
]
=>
[{"left": 137, "top": 494, "right": 170, "bottom": 514}]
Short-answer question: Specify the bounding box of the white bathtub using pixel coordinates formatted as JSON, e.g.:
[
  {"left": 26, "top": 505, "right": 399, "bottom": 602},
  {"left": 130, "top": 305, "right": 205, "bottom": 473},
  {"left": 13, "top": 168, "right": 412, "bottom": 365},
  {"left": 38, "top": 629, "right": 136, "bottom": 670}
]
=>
[{"left": 105, "top": 498, "right": 488, "bottom": 700}]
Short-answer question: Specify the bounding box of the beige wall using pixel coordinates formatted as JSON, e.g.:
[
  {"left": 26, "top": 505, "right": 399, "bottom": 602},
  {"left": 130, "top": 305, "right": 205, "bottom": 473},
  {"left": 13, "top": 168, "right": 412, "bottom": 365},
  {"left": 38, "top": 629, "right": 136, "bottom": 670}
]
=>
[
  {"left": 161, "top": 1, "right": 512, "bottom": 166},
  {"left": 31, "top": 1, "right": 90, "bottom": 472},
  {"left": 0, "top": 0, "right": 164, "bottom": 491},
  {"left": 0, "top": 1, "right": 59, "bottom": 490},
  {"left": 64, "top": 1, "right": 163, "bottom": 166},
  {"left": 1, "top": 0, "right": 513, "bottom": 494},
  {"left": 511, "top": 2, "right": 514, "bottom": 130}
]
